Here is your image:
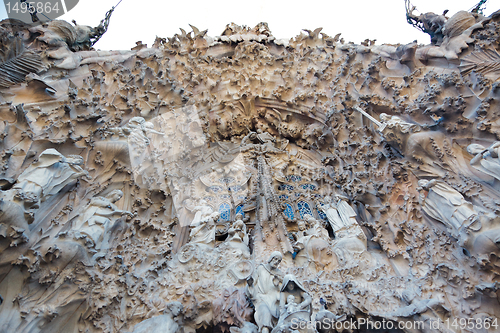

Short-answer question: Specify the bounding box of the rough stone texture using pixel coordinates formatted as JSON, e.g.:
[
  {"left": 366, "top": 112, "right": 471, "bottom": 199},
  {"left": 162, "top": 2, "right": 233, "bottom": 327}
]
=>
[{"left": 0, "top": 7, "right": 500, "bottom": 333}]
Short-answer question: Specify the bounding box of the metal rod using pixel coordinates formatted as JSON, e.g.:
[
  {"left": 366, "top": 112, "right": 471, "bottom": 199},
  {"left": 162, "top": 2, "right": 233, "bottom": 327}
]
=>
[{"left": 353, "top": 106, "right": 382, "bottom": 128}]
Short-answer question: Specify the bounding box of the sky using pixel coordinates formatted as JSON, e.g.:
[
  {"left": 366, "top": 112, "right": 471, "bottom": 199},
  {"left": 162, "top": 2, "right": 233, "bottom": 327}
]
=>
[{"left": 0, "top": 0, "right": 498, "bottom": 51}]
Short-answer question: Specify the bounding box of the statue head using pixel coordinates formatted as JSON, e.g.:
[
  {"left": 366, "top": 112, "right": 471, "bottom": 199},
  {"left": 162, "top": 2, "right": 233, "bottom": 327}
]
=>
[
  {"left": 209, "top": 211, "right": 220, "bottom": 222},
  {"left": 268, "top": 251, "right": 282, "bottom": 269},
  {"left": 379, "top": 113, "right": 391, "bottom": 122},
  {"left": 128, "top": 117, "right": 146, "bottom": 129},
  {"left": 166, "top": 301, "right": 183, "bottom": 317},
  {"left": 417, "top": 179, "right": 429, "bottom": 188},
  {"left": 233, "top": 219, "right": 245, "bottom": 231},
  {"left": 303, "top": 214, "right": 316, "bottom": 226},
  {"left": 107, "top": 190, "right": 124, "bottom": 203},
  {"left": 298, "top": 220, "right": 307, "bottom": 231},
  {"left": 287, "top": 295, "right": 296, "bottom": 304},
  {"left": 467, "top": 143, "right": 486, "bottom": 155},
  {"left": 144, "top": 121, "right": 155, "bottom": 130}
]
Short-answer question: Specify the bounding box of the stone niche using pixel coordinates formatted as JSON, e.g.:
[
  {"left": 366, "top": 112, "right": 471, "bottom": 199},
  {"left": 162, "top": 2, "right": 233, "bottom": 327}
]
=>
[{"left": 0, "top": 6, "right": 500, "bottom": 333}]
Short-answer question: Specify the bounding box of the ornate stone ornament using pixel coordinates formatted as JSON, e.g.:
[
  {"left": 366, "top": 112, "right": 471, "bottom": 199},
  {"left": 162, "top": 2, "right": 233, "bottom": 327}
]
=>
[{"left": 0, "top": 5, "right": 500, "bottom": 333}]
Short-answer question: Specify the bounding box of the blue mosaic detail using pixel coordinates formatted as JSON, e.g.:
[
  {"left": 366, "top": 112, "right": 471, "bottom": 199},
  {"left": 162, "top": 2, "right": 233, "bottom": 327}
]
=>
[
  {"left": 219, "top": 177, "right": 235, "bottom": 184},
  {"left": 317, "top": 208, "right": 327, "bottom": 220},
  {"left": 235, "top": 204, "right": 245, "bottom": 218},
  {"left": 278, "top": 184, "right": 294, "bottom": 192},
  {"left": 207, "top": 186, "right": 223, "bottom": 193},
  {"left": 219, "top": 203, "right": 231, "bottom": 221},
  {"left": 297, "top": 201, "right": 313, "bottom": 218},
  {"left": 286, "top": 175, "right": 302, "bottom": 182},
  {"left": 301, "top": 184, "right": 317, "bottom": 190},
  {"left": 284, "top": 203, "right": 294, "bottom": 220},
  {"left": 228, "top": 185, "right": 242, "bottom": 192},
  {"left": 278, "top": 195, "right": 289, "bottom": 200}
]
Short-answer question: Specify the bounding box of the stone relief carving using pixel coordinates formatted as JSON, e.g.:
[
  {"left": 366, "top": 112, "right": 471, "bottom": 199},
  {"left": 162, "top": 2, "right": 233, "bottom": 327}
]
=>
[
  {"left": 69, "top": 189, "right": 133, "bottom": 251},
  {"left": 467, "top": 142, "right": 500, "bottom": 181},
  {"left": 247, "top": 252, "right": 283, "bottom": 333},
  {"left": 417, "top": 179, "right": 478, "bottom": 232},
  {"left": 12, "top": 148, "right": 88, "bottom": 207},
  {"left": 0, "top": 5, "right": 500, "bottom": 333},
  {"left": 292, "top": 214, "right": 333, "bottom": 271}
]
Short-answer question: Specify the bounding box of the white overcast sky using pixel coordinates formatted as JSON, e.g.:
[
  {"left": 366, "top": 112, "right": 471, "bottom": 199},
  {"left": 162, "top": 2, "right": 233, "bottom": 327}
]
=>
[{"left": 0, "top": 0, "right": 498, "bottom": 50}]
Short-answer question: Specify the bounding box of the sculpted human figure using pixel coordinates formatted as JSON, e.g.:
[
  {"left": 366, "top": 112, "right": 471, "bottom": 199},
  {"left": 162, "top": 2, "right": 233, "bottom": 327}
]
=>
[
  {"left": 189, "top": 201, "right": 219, "bottom": 246},
  {"left": 323, "top": 195, "right": 368, "bottom": 266},
  {"left": 108, "top": 117, "right": 164, "bottom": 179},
  {"left": 279, "top": 274, "right": 312, "bottom": 317},
  {"left": 417, "top": 179, "right": 477, "bottom": 231},
  {"left": 227, "top": 219, "right": 249, "bottom": 245},
  {"left": 318, "top": 196, "right": 343, "bottom": 232},
  {"left": 293, "top": 215, "right": 332, "bottom": 270},
  {"left": 131, "top": 301, "right": 184, "bottom": 333},
  {"left": 467, "top": 142, "right": 500, "bottom": 181},
  {"left": 283, "top": 295, "right": 299, "bottom": 316},
  {"left": 247, "top": 251, "right": 283, "bottom": 333},
  {"left": 335, "top": 195, "right": 360, "bottom": 229},
  {"left": 226, "top": 219, "right": 250, "bottom": 255},
  {"left": 379, "top": 113, "right": 420, "bottom": 134},
  {"left": 191, "top": 199, "right": 214, "bottom": 222},
  {"left": 13, "top": 149, "right": 88, "bottom": 207},
  {"left": 241, "top": 129, "right": 281, "bottom": 153},
  {"left": 72, "top": 190, "right": 133, "bottom": 249}
]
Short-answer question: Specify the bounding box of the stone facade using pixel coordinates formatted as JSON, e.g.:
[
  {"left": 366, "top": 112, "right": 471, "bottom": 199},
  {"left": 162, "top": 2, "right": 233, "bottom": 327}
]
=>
[{"left": 0, "top": 7, "right": 500, "bottom": 333}]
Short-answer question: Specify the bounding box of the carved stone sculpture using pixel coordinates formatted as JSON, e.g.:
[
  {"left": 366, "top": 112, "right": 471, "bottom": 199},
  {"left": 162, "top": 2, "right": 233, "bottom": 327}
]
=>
[
  {"left": 279, "top": 274, "right": 312, "bottom": 315},
  {"left": 293, "top": 214, "right": 334, "bottom": 270},
  {"left": 12, "top": 148, "right": 88, "bottom": 207},
  {"left": 189, "top": 201, "right": 219, "bottom": 247},
  {"left": 227, "top": 219, "right": 250, "bottom": 256},
  {"left": 247, "top": 252, "right": 283, "bottom": 333},
  {"left": 213, "top": 287, "right": 254, "bottom": 331},
  {"left": 70, "top": 190, "right": 132, "bottom": 250},
  {"left": 1, "top": 6, "right": 500, "bottom": 333},
  {"left": 467, "top": 142, "right": 500, "bottom": 181},
  {"left": 318, "top": 196, "right": 343, "bottom": 232},
  {"left": 130, "top": 301, "right": 184, "bottom": 333},
  {"left": 418, "top": 179, "right": 477, "bottom": 231}
]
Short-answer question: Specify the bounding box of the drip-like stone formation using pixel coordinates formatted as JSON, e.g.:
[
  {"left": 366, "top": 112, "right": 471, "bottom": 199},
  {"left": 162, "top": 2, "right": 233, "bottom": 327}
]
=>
[{"left": 0, "top": 7, "right": 500, "bottom": 333}]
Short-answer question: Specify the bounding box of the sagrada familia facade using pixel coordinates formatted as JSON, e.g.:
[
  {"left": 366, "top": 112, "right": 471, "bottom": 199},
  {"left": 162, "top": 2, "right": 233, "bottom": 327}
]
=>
[{"left": 0, "top": 3, "right": 499, "bottom": 333}]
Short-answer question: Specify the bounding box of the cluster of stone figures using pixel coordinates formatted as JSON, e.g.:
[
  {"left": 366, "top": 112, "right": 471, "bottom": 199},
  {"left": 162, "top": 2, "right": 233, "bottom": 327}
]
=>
[
  {"left": 0, "top": 148, "right": 131, "bottom": 254},
  {"left": 2, "top": 3, "right": 500, "bottom": 333},
  {"left": 2, "top": 116, "right": 500, "bottom": 333}
]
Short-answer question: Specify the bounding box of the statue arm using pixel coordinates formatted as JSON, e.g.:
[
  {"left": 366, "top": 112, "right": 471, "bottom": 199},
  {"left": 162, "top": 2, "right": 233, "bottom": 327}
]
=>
[
  {"left": 279, "top": 293, "right": 286, "bottom": 314},
  {"left": 299, "top": 291, "right": 312, "bottom": 310},
  {"left": 144, "top": 128, "right": 165, "bottom": 136},
  {"left": 423, "top": 179, "right": 438, "bottom": 190},
  {"left": 488, "top": 142, "right": 500, "bottom": 158},
  {"left": 110, "top": 208, "right": 133, "bottom": 216},
  {"left": 470, "top": 152, "right": 484, "bottom": 165}
]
